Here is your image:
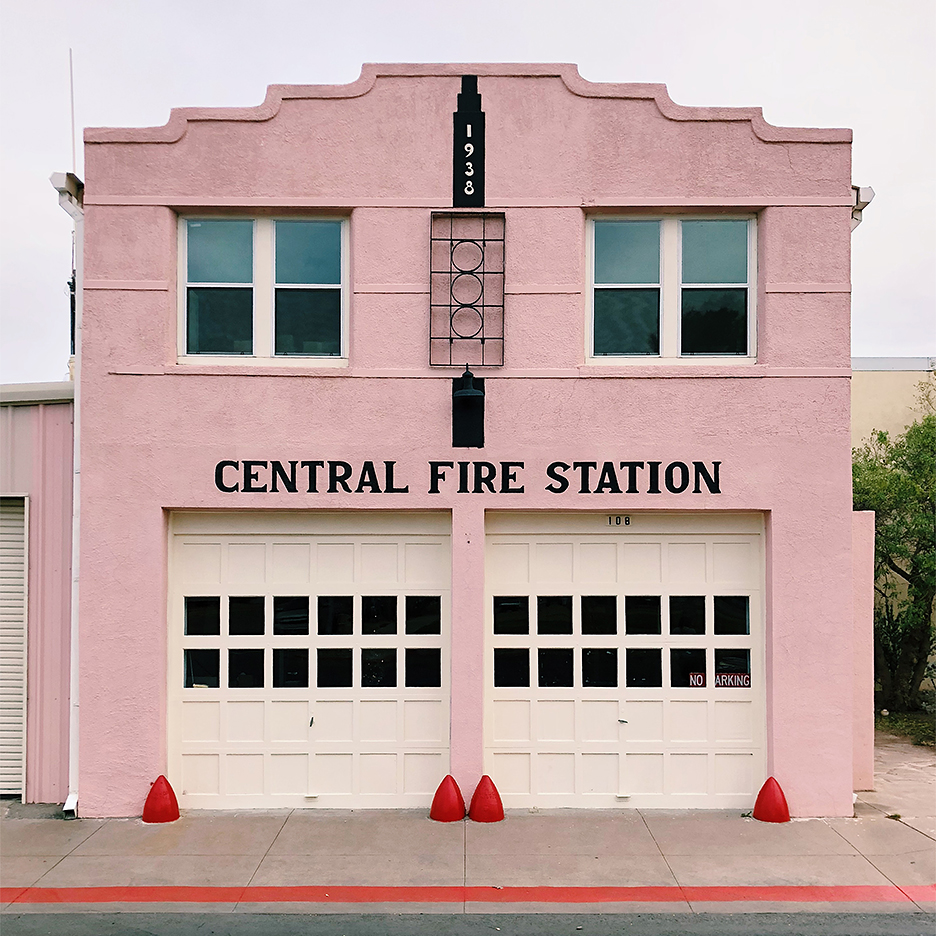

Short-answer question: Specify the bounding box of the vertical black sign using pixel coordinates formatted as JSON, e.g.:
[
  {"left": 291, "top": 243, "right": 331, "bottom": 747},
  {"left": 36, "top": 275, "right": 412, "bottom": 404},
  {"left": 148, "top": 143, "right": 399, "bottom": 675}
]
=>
[{"left": 453, "top": 75, "right": 485, "bottom": 207}]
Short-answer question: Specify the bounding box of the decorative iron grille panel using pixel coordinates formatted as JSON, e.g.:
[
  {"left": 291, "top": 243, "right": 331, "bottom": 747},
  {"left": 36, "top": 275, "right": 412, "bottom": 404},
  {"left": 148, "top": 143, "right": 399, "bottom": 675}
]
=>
[{"left": 430, "top": 213, "right": 505, "bottom": 367}]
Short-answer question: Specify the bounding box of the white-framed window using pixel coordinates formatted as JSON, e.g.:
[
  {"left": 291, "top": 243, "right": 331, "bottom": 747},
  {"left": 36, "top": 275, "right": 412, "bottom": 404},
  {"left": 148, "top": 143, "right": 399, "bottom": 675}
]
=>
[
  {"left": 178, "top": 217, "right": 348, "bottom": 364},
  {"left": 588, "top": 217, "right": 756, "bottom": 362}
]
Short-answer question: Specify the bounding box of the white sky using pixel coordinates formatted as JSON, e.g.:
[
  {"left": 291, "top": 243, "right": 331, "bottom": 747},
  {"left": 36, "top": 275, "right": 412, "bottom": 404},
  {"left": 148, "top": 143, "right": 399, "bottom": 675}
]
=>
[{"left": 1, "top": 0, "right": 933, "bottom": 384}]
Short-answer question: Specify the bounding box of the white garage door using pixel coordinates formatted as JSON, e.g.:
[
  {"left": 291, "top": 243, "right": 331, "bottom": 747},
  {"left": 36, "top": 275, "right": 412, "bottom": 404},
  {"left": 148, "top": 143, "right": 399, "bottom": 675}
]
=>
[
  {"left": 169, "top": 512, "right": 451, "bottom": 808},
  {"left": 484, "top": 513, "right": 765, "bottom": 808}
]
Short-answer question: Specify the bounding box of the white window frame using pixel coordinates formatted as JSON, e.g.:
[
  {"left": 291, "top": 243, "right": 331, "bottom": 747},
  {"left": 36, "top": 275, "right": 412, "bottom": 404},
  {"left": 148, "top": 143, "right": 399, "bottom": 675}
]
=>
[
  {"left": 586, "top": 215, "right": 757, "bottom": 365},
  {"left": 177, "top": 216, "right": 350, "bottom": 367}
]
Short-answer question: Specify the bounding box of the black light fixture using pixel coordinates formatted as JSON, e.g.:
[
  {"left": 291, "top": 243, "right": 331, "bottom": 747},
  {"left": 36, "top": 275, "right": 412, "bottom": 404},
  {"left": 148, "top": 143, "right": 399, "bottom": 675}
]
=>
[{"left": 452, "top": 367, "right": 484, "bottom": 447}]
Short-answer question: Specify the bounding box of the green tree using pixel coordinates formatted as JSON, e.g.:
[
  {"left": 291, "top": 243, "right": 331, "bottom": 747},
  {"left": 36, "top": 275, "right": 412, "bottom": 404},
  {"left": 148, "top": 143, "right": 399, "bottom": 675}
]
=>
[{"left": 853, "top": 385, "right": 935, "bottom": 711}]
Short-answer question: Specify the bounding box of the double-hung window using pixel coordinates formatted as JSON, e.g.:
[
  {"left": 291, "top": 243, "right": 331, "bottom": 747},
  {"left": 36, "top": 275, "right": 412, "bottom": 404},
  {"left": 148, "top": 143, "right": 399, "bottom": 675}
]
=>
[
  {"left": 181, "top": 218, "right": 346, "bottom": 362},
  {"left": 590, "top": 217, "right": 754, "bottom": 360}
]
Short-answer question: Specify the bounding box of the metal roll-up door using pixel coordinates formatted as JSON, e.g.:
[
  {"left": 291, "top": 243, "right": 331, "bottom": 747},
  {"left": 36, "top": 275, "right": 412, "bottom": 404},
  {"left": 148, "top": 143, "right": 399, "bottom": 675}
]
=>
[{"left": 0, "top": 497, "right": 28, "bottom": 796}]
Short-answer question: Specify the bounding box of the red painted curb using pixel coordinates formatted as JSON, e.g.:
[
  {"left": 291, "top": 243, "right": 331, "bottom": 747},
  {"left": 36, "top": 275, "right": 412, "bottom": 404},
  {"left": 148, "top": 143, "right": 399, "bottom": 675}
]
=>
[{"left": 3, "top": 883, "right": 925, "bottom": 905}]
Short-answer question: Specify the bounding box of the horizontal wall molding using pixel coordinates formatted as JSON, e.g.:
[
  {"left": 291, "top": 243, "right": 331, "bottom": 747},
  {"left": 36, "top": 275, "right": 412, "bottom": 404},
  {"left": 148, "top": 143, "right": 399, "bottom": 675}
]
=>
[
  {"left": 764, "top": 283, "right": 850, "bottom": 293},
  {"left": 84, "top": 280, "right": 170, "bottom": 291}
]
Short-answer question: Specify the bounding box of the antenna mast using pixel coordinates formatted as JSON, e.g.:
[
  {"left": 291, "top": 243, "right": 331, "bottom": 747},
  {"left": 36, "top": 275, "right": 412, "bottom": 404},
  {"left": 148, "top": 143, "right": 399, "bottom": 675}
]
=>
[{"left": 69, "top": 48, "right": 76, "bottom": 174}]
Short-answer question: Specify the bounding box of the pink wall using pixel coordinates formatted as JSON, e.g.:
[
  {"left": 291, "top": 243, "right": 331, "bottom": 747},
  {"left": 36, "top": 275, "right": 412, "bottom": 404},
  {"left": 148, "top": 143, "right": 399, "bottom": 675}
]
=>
[
  {"left": 853, "top": 511, "right": 876, "bottom": 790},
  {"left": 0, "top": 399, "right": 73, "bottom": 803},
  {"left": 78, "top": 64, "right": 860, "bottom": 816}
]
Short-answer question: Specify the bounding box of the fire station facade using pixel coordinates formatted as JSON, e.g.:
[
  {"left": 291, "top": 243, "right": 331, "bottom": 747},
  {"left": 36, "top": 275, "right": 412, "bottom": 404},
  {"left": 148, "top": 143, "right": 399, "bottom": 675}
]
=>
[{"left": 74, "top": 64, "right": 872, "bottom": 818}]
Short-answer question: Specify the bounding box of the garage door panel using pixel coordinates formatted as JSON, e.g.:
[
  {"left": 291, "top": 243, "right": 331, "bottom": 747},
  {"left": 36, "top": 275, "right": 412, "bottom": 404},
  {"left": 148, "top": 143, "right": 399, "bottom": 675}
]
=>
[
  {"left": 485, "top": 519, "right": 764, "bottom": 808},
  {"left": 170, "top": 515, "right": 450, "bottom": 808}
]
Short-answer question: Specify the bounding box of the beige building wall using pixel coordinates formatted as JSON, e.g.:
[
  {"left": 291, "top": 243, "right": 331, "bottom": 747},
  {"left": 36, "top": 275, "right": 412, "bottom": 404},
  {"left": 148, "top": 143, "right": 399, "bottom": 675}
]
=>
[{"left": 851, "top": 358, "right": 935, "bottom": 448}]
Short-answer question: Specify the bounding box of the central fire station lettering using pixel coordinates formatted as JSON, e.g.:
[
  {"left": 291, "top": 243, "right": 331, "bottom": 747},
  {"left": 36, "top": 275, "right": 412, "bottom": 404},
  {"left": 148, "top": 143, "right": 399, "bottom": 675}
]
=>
[{"left": 214, "top": 460, "right": 721, "bottom": 494}]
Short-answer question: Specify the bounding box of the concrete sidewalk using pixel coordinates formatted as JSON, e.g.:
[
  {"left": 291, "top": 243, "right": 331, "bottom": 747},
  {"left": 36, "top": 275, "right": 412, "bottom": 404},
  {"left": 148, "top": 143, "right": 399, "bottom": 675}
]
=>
[{"left": 1, "top": 732, "right": 933, "bottom": 916}]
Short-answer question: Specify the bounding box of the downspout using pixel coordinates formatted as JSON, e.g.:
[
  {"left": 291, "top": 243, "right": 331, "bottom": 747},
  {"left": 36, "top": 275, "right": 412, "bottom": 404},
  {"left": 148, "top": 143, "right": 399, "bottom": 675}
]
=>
[{"left": 50, "top": 172, "right": 83, "bottom": 818}]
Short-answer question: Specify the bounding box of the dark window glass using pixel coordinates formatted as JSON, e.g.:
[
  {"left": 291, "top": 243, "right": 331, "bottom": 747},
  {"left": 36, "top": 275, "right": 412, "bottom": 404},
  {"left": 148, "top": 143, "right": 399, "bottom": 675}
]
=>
[
  {"left": 228, "top": 649, "right": 264, "bottom": 688},
  {"left": 273, "top": 648, "right": 309, "bottom": 688},
  {"left": 680, "top": 288, "right": 747, "bottom": 355},
  {"left": 538, "top": 648, "right": 574, "bottom": 687},
  {"left": 273, "top": 596, "right": 309, "bottom": 635},
  {"left": 274, "top": 289, "right": 341, "bottom": 356},
  {"left": 362, "top": 596, "right": 397, "bottom": 635},
  {"left": 405, "top": 595, "right": 441, "bottom": 634},
  {"left": 405, "top": 648, "right": 442, "bottom": 687},
  {"left": 594, "top": 289, "right": 660, "bottom": 355},
  {"left": 714, "top": 596, "right": 750, "bottom": 635},
  {"left": 715, "top": 648, "right": 751, "bottom": 675},
  {"left": 625, "top": 595, "right": 661, "bottom": 634},
  {"left": 318, "top": 596, "right": 353, "bottom": 635},
  {"left": 493, "top": 596, "right": 529, "bottom": 634},
  {"left": 229, "top": 596, "right": 264, "bottom": 635},
  {"left": 669, "top": 596, "right": 705, "bottom": 635},
  {"left": 187, "top": 287, "right": 253, "bottom": 355},
  {"left": 537, "top": 595, "right": 573, "bottom": 634},
  {"left": 626, "top": 648, "right": 662, "bottom": 687},
  {"left": 185, "top": 596, "right": 220, "bottom": 635},
  {"left": 317, "top": 648, "right": 352, "bottom": 687},
  {"left": 361, "top": 649, "right": 396, "bottom": 688},
  {"left": 494, "top": 648, "right": 530, "bottom": 687},
  {"left": 583, "top": 648, "right": 618, "bottom": 687},
  {"left": 581, "top": 595, "right": 617, "bottom": 635},
  {"left": 184, "top": 649, "right": 219, "bottom": 688},
  {"left": 671, "top": 648, "right": 707, "bottom": 687}
]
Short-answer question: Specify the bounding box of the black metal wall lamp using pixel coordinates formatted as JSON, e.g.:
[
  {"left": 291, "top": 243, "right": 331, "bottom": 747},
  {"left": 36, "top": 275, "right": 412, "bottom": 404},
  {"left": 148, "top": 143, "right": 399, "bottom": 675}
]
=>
[{"left": 452, "top": 367, "right": 485, "bottom": 447}]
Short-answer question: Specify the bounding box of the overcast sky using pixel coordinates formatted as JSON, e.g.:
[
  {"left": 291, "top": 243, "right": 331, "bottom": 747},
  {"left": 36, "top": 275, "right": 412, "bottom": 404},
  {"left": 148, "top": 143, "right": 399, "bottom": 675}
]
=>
[{"left": 1, "top": 0, "right": 933, "bottom": 384}]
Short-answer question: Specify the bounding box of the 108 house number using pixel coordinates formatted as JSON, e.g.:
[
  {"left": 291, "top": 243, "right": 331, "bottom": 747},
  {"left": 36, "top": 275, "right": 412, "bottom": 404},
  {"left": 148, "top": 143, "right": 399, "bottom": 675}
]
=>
[{"left": 608, "top": 515, "right": 630, "bottom": 526}]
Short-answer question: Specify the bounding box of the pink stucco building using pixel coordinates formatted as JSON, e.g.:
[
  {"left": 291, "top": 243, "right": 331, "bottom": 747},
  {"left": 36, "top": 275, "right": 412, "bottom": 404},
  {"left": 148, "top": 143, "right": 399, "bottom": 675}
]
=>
[{"left": 35, "top": 63, "right": 878, "bottom": 818}]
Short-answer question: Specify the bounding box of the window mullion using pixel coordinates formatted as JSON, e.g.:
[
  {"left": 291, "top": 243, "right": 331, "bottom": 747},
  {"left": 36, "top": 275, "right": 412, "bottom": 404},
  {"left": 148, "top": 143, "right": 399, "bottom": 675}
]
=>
[
  {"left": 254, "top": 220, "right": 273, "bottom": 358},
  {"left": 660, "top": 218, "right": 679, "bottom": 357}
]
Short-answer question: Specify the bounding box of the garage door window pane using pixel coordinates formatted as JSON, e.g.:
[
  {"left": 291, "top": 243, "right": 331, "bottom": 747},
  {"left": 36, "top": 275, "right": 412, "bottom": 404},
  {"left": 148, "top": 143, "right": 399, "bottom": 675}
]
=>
[
  {"left": 494, "top": 648, "right": 530, "bottom": 687},
  {"left": 714, "top": 596, "right": 749, "bottom": 635},
  {"left": 229, "top": 596, "right": 264, "bottom": 635},
  {"left": 493, "top": 596, "right": 529, "bottom": 634},
  {"left": 362, "top": 596, "right": 397, "bottom": 634},
  {"left": 671, "top": 648, "right": 707, "bottom": 687},
  {"left": 317, "top": 648, "right": 352, "bottom": 687},
  {"left": 405, "top": 595, "right": 441, "bottom": 634},
  {"left": 581, "top": 595, "right": 617, "bottom": 634},
  {"left": 273, "top": 596, "right": 309, "bottom": 635},
  {"left": 537, "top": 595, "right": 573, "bottom": 634},
  {"left": 362, "top": 649, "right": 396, "bottom": 687},
  {"left": 184, "top": 649, "right": 219, "bottom": 688},
  {"left": 229, "top": 649, "right": 264, "bottom": 688},
  {"left": 538, "top": 648, "right": 573, "bottom": 687},
  {"left": 185, "top": 596, "right": 220, "bottom": 635},
  {"left": 715, "top": 648, "right": 750, "bottom": 675},
  {"left": 318, "top": 596, "right": 353, "bottom": 635},
  {"left": 273, "top": 648, "right": 309, "bottom": 688},
  {"left": 626, "top": 648, "right": 662, "bottom": 687},
  {"left": 625, "top": 595, "right": 661, "bottom": 634},
  {"left": 669, "top": 596, "right": 705, "bottom": 635},
  {"left": 406, "top": 648, "right": 441, "bottom": 687},
  {"left": 583, "top": 648, "right": 618, "bottom": 687}
]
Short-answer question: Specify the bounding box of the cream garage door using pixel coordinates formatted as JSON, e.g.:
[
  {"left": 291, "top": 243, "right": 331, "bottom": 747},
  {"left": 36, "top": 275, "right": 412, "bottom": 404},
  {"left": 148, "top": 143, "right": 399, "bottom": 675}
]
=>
[
  {"left": 484, "top": 513, "right": 765, "bottom": 808},
  {"left": 168, "top": 512, "right": 451, "bottom": 808}
]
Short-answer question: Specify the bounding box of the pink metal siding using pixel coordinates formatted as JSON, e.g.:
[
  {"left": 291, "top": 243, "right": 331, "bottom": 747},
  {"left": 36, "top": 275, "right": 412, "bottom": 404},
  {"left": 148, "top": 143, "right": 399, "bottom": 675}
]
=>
[{"left": 0, "top": 400, "right": 73, "bottom": 802}]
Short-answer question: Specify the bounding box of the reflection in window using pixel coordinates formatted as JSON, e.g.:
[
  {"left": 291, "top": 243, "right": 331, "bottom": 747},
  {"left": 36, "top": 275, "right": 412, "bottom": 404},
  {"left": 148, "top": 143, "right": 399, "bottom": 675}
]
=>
[
  {"left": 229, "top": 596, "right": 264, "bottom": 635},
  {"left": 229, "top": 649, "right": 264, "bottom": 688},
  {"left": 581, "top": 595, "right": 617, "bottom": 634},
  {"left": 538, "top": 648, "right": 573, "bottom": 687},
  {"left": 184, "top": 649, "right": 219, "bottom": 688},
  {"left": 626, "top": 648, "right": 662, "bottom": 687},
  {"left": 273, "top": 648, "right": 309, "bottom": 688},
  {"left": 362, "top": 649, "right": 396, "bottom": 687},
  {"left": 185, "top": 596, "right": 220, "bottom": 635},
  {"left": 318, "top": 596, "right": 353, "bottom": 635},
  {"left": 537, "top": 596, "right": 573, "bottom": 634},
  {"left": 493, "top": 596, "right": 529, "bottom": 634},
  {"left": 273, "top": 596, "right": 309, "bottom": 635},
  {"left": 362, "top": 596, "right": 397, "bottom": 634},
  {"left": 625, "top": 595, "right": 661, "bottom": 634}
]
